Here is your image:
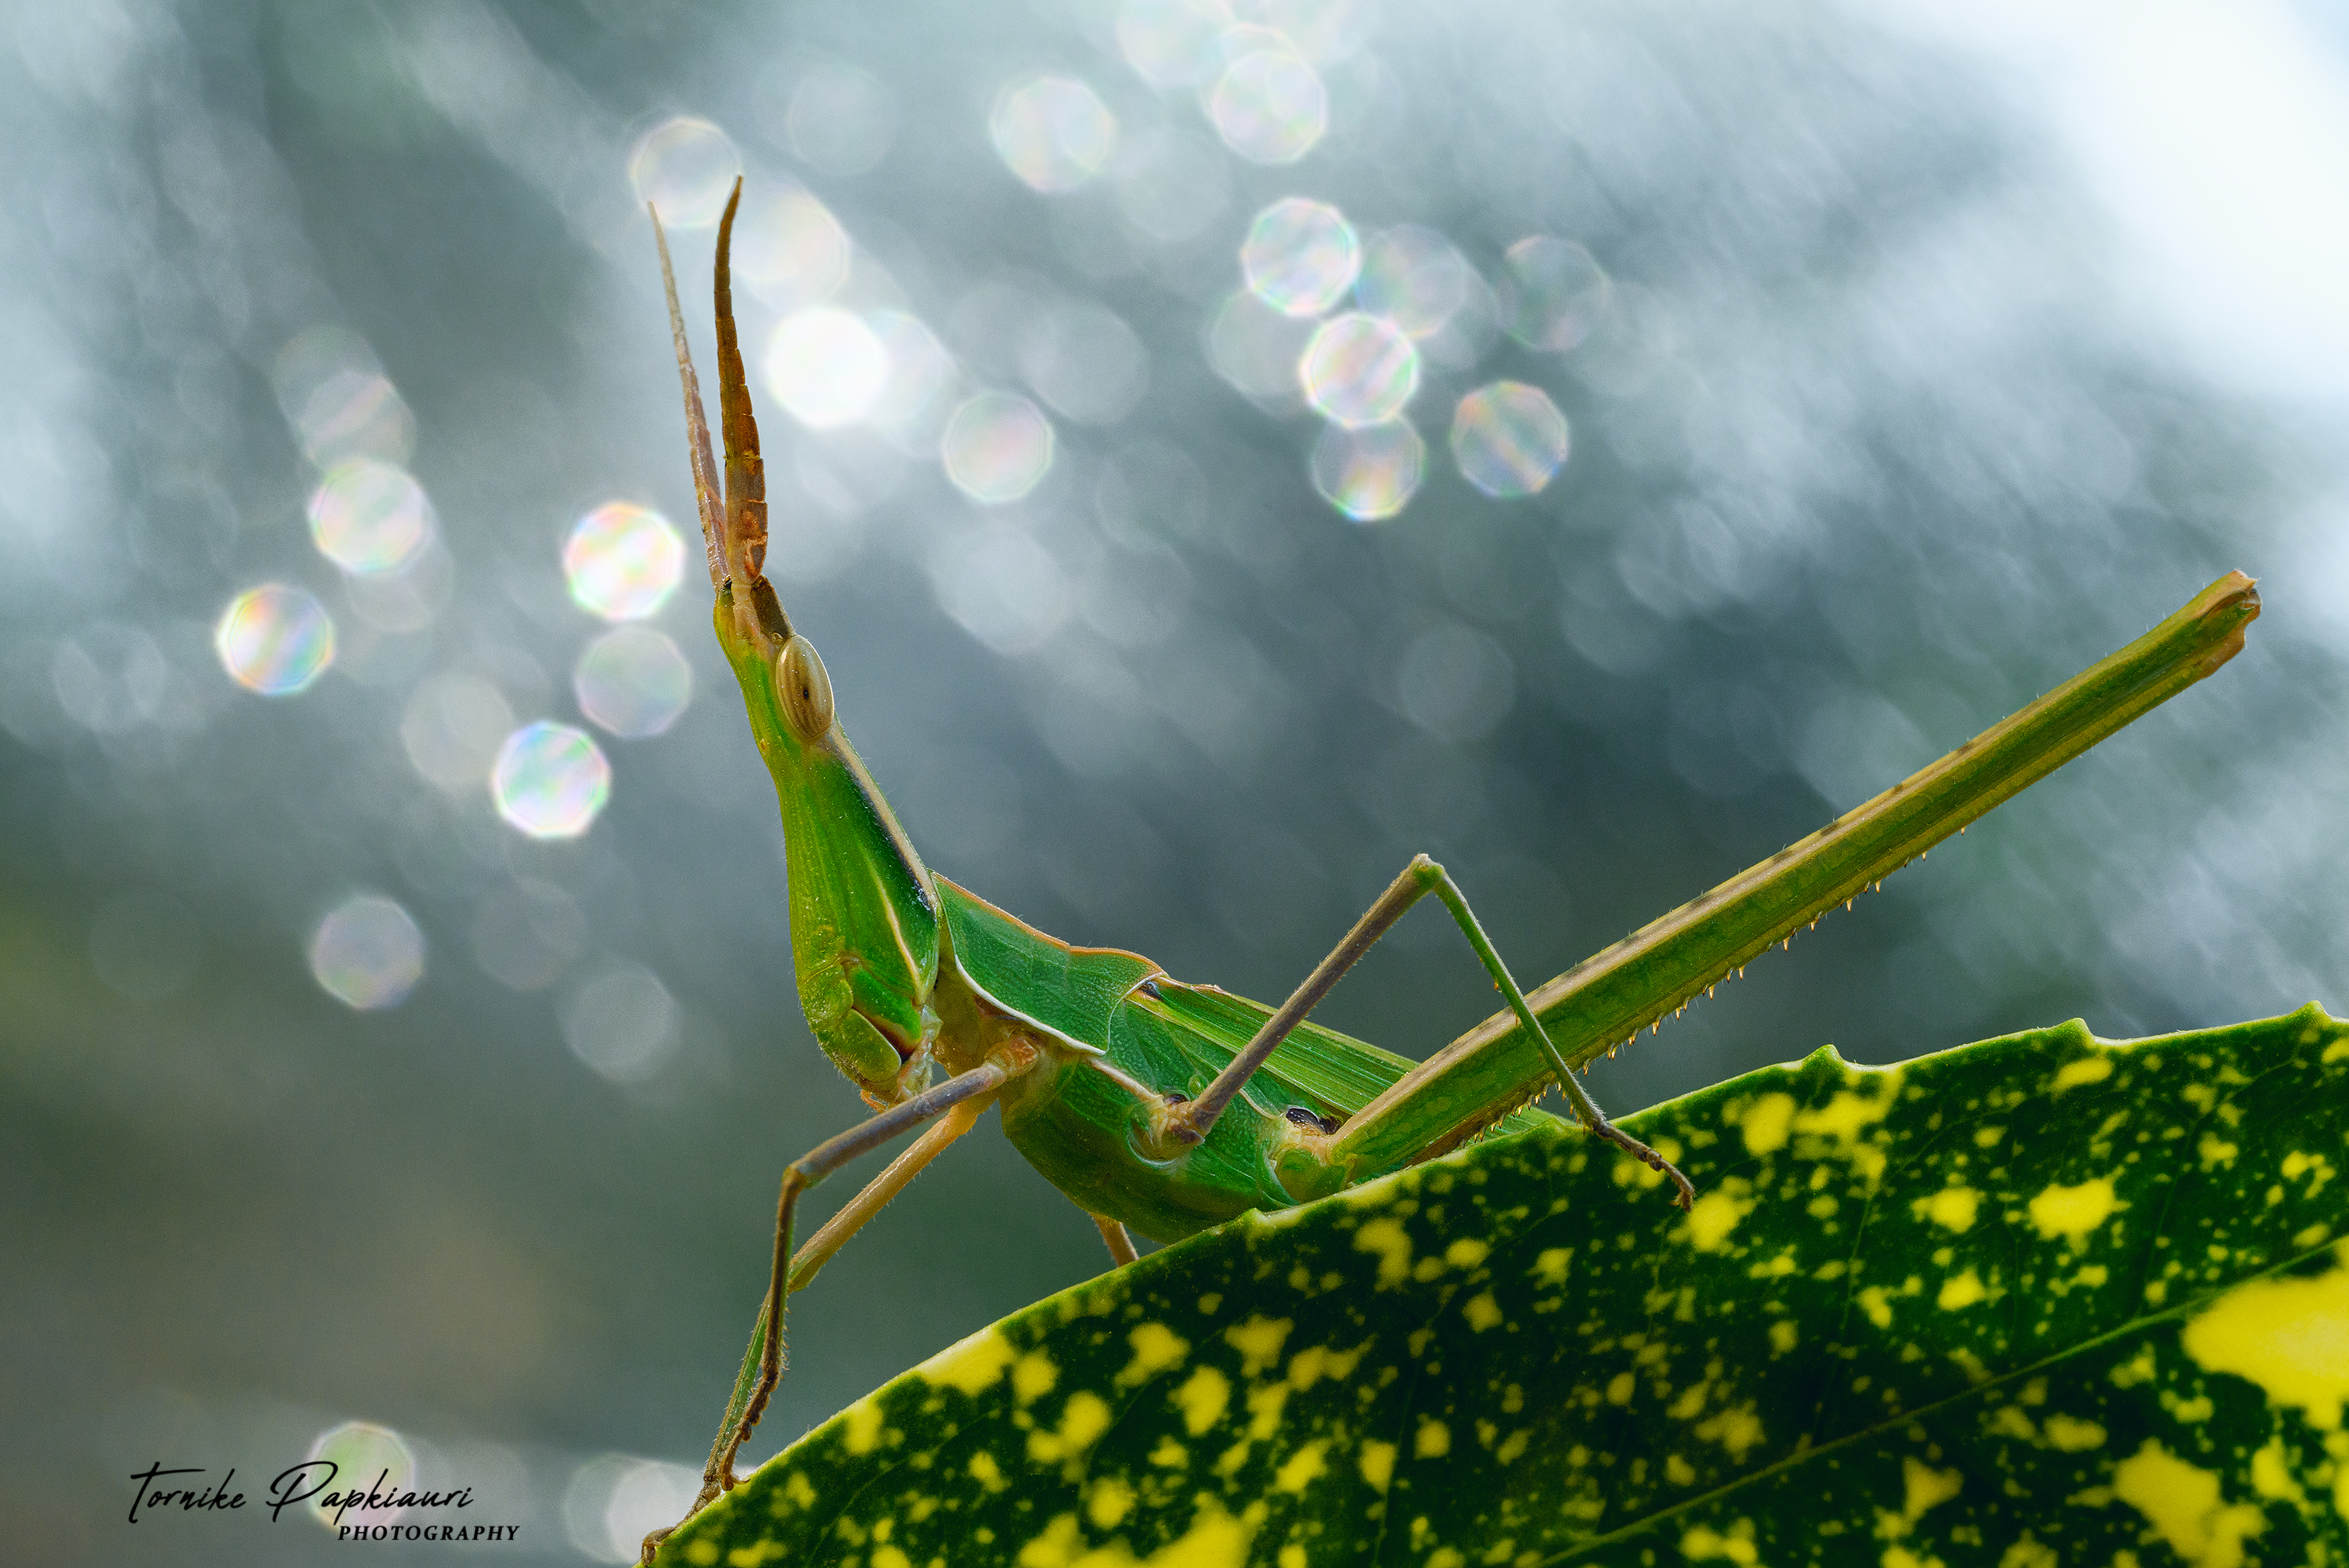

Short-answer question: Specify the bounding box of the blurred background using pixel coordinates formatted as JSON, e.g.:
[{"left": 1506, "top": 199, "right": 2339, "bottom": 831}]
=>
[{"left": 6, "top": 0, "right": 2347, "bottom": 1560}]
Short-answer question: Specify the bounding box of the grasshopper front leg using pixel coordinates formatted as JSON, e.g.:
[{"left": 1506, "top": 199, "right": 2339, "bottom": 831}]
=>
[{"left": 640, "top": 1055, "right": 1027, "bottom": 1564}]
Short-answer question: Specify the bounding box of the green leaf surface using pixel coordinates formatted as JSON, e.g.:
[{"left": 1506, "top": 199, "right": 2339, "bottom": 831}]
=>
[{"left": 662, "top": 1008, "right": 2349, "bottom": 1568}]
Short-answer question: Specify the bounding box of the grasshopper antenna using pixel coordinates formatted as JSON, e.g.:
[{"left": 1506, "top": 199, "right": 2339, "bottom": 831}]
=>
[{"left": 651, "top": 201, "right": 727, "bottom": 592}]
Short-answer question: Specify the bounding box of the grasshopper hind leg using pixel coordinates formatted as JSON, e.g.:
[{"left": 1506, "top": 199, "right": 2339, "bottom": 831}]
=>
[
  {"left": 1413, "top": 858, "right": 1693, "bottom": 1206},
  {"left": 1161, "top": 852, "right": 1694, "bottom": 1209}
]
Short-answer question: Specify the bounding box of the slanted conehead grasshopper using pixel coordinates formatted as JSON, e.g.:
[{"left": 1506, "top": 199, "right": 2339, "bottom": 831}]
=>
[{"left": 640, "top": 183, "right": 2259, "bottom": 1559}]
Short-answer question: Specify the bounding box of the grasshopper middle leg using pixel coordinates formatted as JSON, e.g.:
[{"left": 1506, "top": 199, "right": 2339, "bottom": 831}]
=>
[{"left": 1087, "top": 1212, "right": 1140, "bottom": 1267}]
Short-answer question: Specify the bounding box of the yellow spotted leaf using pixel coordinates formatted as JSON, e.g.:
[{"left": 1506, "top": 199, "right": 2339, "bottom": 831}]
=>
[{"left": 658, "top": 1007, "right": 2349, "bottom": 1566}]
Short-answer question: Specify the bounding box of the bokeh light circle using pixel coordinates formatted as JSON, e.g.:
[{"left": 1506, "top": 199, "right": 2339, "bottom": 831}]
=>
[
  {"left": 1206, "top": 289, "right": 1316, "bottom": 407},
  {"left": 1111, "top": 129, "right": 1232, "bottom": 243},
  {"left": 215, "top": 584, "right": 334, "bottom": 695},
  {"left": 1299, "top": 312, "right": 1420, "bottom": 427},
  {"left": 1450, "top": 380, "right": 1571, "bottom": 497},
  {"left": 784, "top": 63, "right": 897, "bottom": 177},
  {"left": 1356, "top": 225, "right": 1470, "bottom": 339},
  {"left": 563, "top": 503, "right": 685, "bottom": 622},
  {"left": 627, "top": 116, "right": 742, "bottom": 229},
  {"left": 1498, "top": 236, "right": 1611, "bottom": 352},
  {"left": 292, "top": 371, "right": 413, "bottom": 470},
  {"left": 865, "top": 311, "right": 958, "bottom": 447},
  {"left": 940, "top": 392, "right": 1055, "bottom": 504},
  {"left": 563, "top": 1454, "right": 702, "bottom": 1564},
  {"left": 1206, "top": 42, "right": 1327, "bottom": 164},
  {"left": 990, "top": 74, "right": 1119, "bottom": 193},
  {"left": 763, "top": 308, "right": 891, "bottom": 429},
  {"left": 1398, "top": 624, "right": 1516, "bottom": 743},
  {"left": 307, "top": 458, "right": 434, "bottom": 575},
  {"left": 929, "top": 523, "right": 1071, "bottom": 654},
  {"left": 1241, "top": 197, "right": 1359, "bottom": 317},
  {"left": 1021, "top": 302, "right": 1149, "bottom": 425},
  {"left": 1117, "top": 0, "right": 1233, "bottom": 88},
  {"left": 308, "top": 896, "right": 426, "bottom": 1011},
  {"left": 1250, "top": 0, "right": 1361, "bottom": 62},
  {"left": 276, "top": 326, "right": 412, "bottom": 466},
  {"left": 734, "top": 187, "right": 851, "bottom": 311},
  {"left": 301, "top": 1422, "right": 417, "bottom": 1530},
  {"left": 400, "top": 673, "right": 514, "bottom": 793},
  {"left": 1309, "top": 419, "right": 1424, "bottom": 521},
  {"left": 493, "top": 721, "right": 612, "bottom": 840},
  {"left": 573, "top": 626, "right": 693, "bottom": 739},
  {"left": 562, "top": 963, "right": 678, "bottom": 1083}
]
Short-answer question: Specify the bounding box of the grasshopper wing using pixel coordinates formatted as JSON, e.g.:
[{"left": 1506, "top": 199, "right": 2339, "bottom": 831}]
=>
[{"left": 1142, "top": 980, "right": 1561, "bottom": 1140}]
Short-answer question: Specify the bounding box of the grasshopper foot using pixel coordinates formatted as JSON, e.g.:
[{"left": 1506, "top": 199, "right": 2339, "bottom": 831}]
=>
[
  {"left": 1544, "top": 1065, "right": 1698, "bottom": 1209},
  {"left": 639, "top": 1475, "right": 730, "bottom": 1565},
  {"left": 1588, "top": 1116, "right": 1696, "bottom": 1210}
]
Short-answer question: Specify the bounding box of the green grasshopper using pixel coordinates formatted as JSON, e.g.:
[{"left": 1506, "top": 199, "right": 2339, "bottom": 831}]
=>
[{"left": 640, "top": 184, "right": 2258, "bottom": 1559}]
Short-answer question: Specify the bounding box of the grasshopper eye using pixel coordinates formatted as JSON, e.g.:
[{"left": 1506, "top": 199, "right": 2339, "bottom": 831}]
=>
[{"left": 775, "top": 635, "right": 835, "bottom": 744}]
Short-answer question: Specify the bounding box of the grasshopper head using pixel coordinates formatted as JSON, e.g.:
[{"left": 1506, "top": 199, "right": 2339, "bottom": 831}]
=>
[
  {"left": 659, "top": 185, "right": 941, "bottom": 1108},
  {"left": 722, "top": 595, "right": 942, "bottom": 1107}
]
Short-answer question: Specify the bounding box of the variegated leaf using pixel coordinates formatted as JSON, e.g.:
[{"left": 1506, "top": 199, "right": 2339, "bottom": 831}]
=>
[{"left": 660, "top": 1007, "right": 2349, "bottom": 1568}]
